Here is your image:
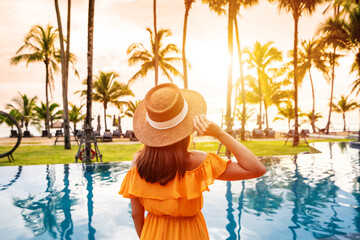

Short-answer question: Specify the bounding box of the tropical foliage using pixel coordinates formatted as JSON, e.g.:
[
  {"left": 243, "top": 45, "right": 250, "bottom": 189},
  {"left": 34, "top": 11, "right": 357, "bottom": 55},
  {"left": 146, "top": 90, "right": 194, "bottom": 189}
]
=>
[
  {"left": 127, "top": 28, "right": 183, "bottom": 85},
  {"left": 34, "top": 102, "right": 62, "bottom": 129},
  {"left": 77, "top": 71, "right": 134, "bottom": 130},
  {"left": 6, "top": 92, "right": 38, "bottom": 132},
  {"left": 297, "top": 38, "right": 327, "bottom": 132},
  {"left": 69, "top": 103, "right": 83, "bottom": 131},
  {"left": 332, "top": 95, "right": 358, "bottom": 131},
  {"left": 10, "top": 24, "right": 59, "bottom": 136}
]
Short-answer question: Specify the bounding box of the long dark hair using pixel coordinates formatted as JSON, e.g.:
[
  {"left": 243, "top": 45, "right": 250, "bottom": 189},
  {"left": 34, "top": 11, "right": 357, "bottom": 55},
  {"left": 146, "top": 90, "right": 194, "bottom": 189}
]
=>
[{"left": 136, "top": 136, "right": 190, "bottom": 185}]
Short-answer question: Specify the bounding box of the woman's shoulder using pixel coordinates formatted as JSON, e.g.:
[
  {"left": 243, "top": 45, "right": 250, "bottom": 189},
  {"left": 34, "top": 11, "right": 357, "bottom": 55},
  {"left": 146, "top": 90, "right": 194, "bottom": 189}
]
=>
[{"left": 188, "top": 150, "right": 208, "bottom": 171}]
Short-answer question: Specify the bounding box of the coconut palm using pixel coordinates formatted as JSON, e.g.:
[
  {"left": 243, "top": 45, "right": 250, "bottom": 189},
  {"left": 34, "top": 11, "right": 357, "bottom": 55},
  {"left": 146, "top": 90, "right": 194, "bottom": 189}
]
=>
[
  {"left": 84, "top": 0, "right": 95, "bottom": 162},
  {"left": 6, "top": 92, "right": 38, "bottom": 133},
  {"left": 34, "top": 102, "right": 63, "bottom": 130},
  {"left": 69, "top": 103, "right": 83, "bottom": 132},
  {"left": 124, "top": 100, "right": 141, "bottom": 118},
  {"left": 301, "top": 111, "right": 323, "bottom": 132},
  {"left": 127, "top": 28, "right": 183, "bottom": 85},
  {"left": 318, "top": 4, "right": 360, "bottom": 135},
  {"left": 55, "top": 0, "right": 74, "bottom": 149},
  {"left": 10, "top": 24, "right": 60, "bottom": 138},
  {"left": 244, "top": 41, "right": 283, "bottom": 129},
  {"left": 153, "top": 0, "right": 159, "bottom": 86},
  {"left": 0, "top": 109, "right": 22, "bottom": 131},
  {"left": 274, "top": 101, "right": 296, "bottom": 132},
  {"left": 332, "top": 95, "right": 358, "bottom": 131},
  {"left": 77, "top": 71, "right": 134, "bottom": 130},
  {"left": 269, "top": 0, "right": 326, "bottom": 146},
  {"left": 80, "top": 0, "right": 96, "bottom": 161},
  {"left": 297, "top": 38, "right": 327, "bottom": 133},
  {"left": 182, "top": 0, "right": 195, "bottom": 89}
]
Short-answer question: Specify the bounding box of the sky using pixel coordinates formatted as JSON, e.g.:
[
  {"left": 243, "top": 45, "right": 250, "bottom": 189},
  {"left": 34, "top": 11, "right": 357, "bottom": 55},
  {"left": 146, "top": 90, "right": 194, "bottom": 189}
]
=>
[{"left": 0, "top": 0, "right": 359, "bottom": 136}]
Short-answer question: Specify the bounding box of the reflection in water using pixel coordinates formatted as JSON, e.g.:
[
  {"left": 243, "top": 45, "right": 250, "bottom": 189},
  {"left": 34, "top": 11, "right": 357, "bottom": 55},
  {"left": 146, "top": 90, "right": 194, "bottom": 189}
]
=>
[
  {"left": 61, "top": 164, "right": 73, "bottom": 240},
  {"left": 2, "top": 144, "right": 359, "bottom": 239},
  {"left": 84, "top": 164, "right": 96, "bottom": 240},
  {"left": 13, "top": 165, "right": 59, "bottom": 237},
  {"left": 0, "top": 166, "right": 22, "bottom": 191},
  {"left": 225, "top": 181, "right": 236, "bottom": 240},
  {"left": 237, "top": 181, "right": 245, "bottom": 240}
]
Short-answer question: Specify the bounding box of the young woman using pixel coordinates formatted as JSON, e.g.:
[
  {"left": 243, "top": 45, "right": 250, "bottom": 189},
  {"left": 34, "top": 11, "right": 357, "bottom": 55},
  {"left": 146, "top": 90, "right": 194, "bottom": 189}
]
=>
[{"left": 119, "top": 83, "right": 266, "bottom": 239}]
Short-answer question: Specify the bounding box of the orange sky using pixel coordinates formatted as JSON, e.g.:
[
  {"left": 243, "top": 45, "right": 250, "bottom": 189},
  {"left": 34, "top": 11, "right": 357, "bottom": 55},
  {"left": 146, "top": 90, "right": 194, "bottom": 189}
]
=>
[{"left": 0, "top": 0, "right": 358, "bottom": 135}]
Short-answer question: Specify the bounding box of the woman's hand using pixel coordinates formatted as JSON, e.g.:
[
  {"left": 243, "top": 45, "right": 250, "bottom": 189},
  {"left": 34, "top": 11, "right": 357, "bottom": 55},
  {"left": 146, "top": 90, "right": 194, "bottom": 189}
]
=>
[{"left": 193, "top": 115, "right": 224, "bottom": 138}]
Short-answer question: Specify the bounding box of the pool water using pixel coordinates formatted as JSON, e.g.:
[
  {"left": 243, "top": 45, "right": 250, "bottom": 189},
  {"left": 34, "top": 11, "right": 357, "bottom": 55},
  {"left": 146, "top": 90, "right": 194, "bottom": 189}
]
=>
[{"left": 0, "top": 142, "right": 359, "bottom": 240}]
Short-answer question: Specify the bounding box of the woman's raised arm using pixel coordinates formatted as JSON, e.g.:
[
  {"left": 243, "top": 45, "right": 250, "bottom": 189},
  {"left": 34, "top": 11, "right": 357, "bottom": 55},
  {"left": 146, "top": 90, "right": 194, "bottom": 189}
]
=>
[{"left": 194, "top": 115, "right": 266, "bottom": 180}]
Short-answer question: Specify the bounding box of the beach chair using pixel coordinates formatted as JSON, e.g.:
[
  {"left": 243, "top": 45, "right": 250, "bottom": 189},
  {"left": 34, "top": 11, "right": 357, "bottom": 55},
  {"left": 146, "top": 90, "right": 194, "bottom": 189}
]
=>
[
  {"left": 265, "top": 128, "right": 275, "bottom": 138},
  {"left": 113, "top": 129, "right": 123, "bottom": 138},
  {"left": 252, "top": 129, "right": 265, "bottom": 138},
  {"left": 300, "top": 129, "right": 310, "bottom": 138},
  {"left": 102, "top": 130, "right": 113, "bottom": 142}
]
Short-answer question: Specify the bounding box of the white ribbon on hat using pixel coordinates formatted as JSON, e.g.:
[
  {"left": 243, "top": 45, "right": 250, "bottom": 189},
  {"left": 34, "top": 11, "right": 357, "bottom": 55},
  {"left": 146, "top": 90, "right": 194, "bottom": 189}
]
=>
[{"left": 146, "top": 100, "right": 188, "bottom": 130}]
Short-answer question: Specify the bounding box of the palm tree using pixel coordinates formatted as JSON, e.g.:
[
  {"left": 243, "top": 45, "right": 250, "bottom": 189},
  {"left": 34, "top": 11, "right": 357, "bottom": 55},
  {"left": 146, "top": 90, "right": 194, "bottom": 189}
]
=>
[
  {"left": 274, "top": 101, "right": 296, "bottom": 132},
  {"left": 182, "top": 0, "right": 196, "bottom": 89},
  {"left": 297, "top": 38, "right": 327, "bottom": 133},
  {"left": 6, "top": 92, "right": 38, "bottom": 133},
  {"left": 301, "top": 111, "right": 323, "bottom": 131},
  {"left": 10, "top": 24, "right": 60, "bottom": 138},
  {"left": 77, "top": 71, "right": 134, "bottom": 130},
  {"left": 34, "top": 102, "right": 62, "bottom": 130},
  {"left": 153, "top": 0, "right": 159, "bottom": 86},
  {"left": 124, "top": 100, "right": 141, "bottom": 118},
  {"left": 0, "top": 109, "right": 22, "bottom": 132},
  {"left": 55, "top": 0, "right": 74, "bottom": 149},
  {"left": 127, "top": 28, "right": 183, "bottom": 86},
  {"left": 332, "top": 95, "right": 358, "bottom": 131},
  {"left": 69, "top": 103, "right": 83, "bottom": 132},
  {"left": 84, "top": 0, "right": 95, "bottom": 162},
  {"left": 269, "top": 0, "right": 326, "bottom": 146},
  {"left": 318, "top": 4, "right": 360, "bottom": 137},
  {"left": 244, "top": 41, "right": 282, "bottom": 129}
]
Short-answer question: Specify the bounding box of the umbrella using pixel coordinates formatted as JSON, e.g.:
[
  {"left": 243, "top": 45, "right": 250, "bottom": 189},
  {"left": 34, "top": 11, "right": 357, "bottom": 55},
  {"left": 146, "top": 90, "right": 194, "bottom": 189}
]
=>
[
  {"left": 112, "top": 115, "right": 116, "bottom": 127},
  {"left": 97, "top": 115, "right": 101, "bottom": 132},
  {"left": 118, "top": 116, "right": 122, "bottom": 134}
]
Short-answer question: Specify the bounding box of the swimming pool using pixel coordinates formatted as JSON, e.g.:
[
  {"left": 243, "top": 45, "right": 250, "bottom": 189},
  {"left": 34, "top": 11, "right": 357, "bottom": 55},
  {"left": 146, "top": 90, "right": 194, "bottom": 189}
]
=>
[{"left": 0, "top": 142, "right": 359, "bottom": 239}]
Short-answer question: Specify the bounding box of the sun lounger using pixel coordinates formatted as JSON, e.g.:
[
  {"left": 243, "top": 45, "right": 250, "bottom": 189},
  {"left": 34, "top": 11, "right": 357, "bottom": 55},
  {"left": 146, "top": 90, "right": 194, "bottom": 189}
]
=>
[
  {"left": 252, "top": 129, "right": 265, "bottom": 138},
  {"left": 265, "top": 128, "right": 275, "bottom": 138},
  {"left": 103, "top": 130, "right": 113, "bottom": 142}
]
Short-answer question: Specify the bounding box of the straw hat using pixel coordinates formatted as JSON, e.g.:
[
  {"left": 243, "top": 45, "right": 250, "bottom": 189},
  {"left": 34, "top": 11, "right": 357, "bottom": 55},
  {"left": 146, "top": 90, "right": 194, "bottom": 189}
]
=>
[{"left": 133, "top": 83, "right": 207, "bottom": 147}]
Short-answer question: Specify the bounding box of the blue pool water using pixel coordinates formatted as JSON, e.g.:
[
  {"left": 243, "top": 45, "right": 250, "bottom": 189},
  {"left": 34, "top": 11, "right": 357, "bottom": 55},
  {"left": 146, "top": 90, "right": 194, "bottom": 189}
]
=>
[{"left": 0, "top": 142, "right": 359, "bottom": 240}]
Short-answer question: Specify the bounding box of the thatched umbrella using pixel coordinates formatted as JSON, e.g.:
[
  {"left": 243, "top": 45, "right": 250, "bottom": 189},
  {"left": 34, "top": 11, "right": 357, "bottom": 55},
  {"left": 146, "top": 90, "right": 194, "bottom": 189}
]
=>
[
  {"left": 118, "top": 115, "right": 122, "bottom": 134},
  {"left": 97, "top": 115, "right": 101, "bottom": 132}
]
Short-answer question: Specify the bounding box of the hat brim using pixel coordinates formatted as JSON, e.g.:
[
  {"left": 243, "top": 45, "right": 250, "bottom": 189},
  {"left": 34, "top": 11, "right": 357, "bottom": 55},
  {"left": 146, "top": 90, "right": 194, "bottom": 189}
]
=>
[{"left": 133, "top": 89, "right": 207, "bottom": 147}]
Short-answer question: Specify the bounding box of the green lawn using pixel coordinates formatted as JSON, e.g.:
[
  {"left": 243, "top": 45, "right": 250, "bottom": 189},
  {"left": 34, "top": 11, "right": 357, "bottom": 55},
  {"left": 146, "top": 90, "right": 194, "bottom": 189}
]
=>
[{"left": 0, "top": 138, "right": 352, "bottom": 167}]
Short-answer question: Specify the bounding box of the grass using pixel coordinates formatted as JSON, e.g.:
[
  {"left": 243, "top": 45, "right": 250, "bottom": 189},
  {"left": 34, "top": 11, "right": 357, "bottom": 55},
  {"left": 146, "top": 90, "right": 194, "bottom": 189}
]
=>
[{"left": 0, "top": 138, "right": 352, "bottom": 167}]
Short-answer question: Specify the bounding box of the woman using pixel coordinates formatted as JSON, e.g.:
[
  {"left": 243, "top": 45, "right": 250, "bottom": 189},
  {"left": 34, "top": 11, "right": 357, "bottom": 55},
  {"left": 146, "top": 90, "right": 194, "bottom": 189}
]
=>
[{"left": 119, "top": 83, "right": 266, "bottom": 239}]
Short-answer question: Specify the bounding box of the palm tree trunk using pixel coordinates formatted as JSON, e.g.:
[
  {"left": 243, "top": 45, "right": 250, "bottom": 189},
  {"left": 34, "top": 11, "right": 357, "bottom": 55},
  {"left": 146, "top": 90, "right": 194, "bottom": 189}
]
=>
[
  {"left": 54, "top": 0, "right": 71, "bottom": 149},
  {"left": 293, "top": 15, "right": 300, "bottom": 146},
  {"left": 234, "top": 17, "right": 246, "bottom": 141},
  {"left": 153, "top": 0, "right": 159, "bottom": 86},
  {"left": 309, "top": 68, "right": 316, "bottom": 133},
  {"left": 257, "top": 68, "right": 262, "bottom": 130},
  {"left": 85, "top": 0, "right": 95, "bottom": 162},
  {"left": 103, "top": 103, "right": 107, "bottom": 130},
  {"left": 342, "top": 113, "right": 346, "bottom": 132},
  {"left": 264, "top": 102, "right": 269, "bottom": 130},
  {"left": 45, "top": 60, "right": 51, "bottom": 138},
  {"left": 326, "top": 48, "right": 336, "bottom": 135},
  {"left": 225, "top": 0, "right": 235, "bottom": 159},
  {"left": 182, "top": 2, "right": 192, "bottom": 89},
  {"left": 62, "top": 0, "right": 72, "bottom": 149}
]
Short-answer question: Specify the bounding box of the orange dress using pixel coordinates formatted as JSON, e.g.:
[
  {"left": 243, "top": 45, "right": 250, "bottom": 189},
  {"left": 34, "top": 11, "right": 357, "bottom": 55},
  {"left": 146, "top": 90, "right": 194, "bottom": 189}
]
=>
[{"left": 119, "top": 153, "right": 230, "bottom": 240}]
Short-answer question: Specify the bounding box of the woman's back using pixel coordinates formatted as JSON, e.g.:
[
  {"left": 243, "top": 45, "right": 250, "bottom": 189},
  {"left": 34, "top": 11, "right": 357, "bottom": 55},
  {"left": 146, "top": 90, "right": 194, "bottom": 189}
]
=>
[{"left": 119, "top": 152, "right": 230, "bottom": 239}]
